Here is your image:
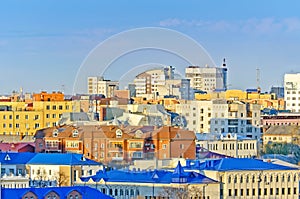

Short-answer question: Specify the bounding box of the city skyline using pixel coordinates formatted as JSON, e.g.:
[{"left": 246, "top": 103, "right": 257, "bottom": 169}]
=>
[{"left": 1, "top": 0, "right": 300, "bottom": 94}]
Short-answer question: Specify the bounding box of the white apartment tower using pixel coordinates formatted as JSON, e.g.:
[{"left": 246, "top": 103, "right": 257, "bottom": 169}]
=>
[
  {"left": 284, "top": 73, "right": 300, "bottom": 112},
  {"left": 185, "top": 60, "right": 227, "bottom": 92},
  {"left": 133, "top": 66, "right": 182, "bottom": 99},
  {"left": 88, "top": 76, "right": 119, "bottom": 97}
]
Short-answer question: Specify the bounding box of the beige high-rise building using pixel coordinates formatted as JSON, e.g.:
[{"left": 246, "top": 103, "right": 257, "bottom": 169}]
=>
[
  {"left": 87, "top": 76, "right": 119, "bottom": 97},
  {"left": 185, "top": 64, "right": 227, "bottom": 92}
]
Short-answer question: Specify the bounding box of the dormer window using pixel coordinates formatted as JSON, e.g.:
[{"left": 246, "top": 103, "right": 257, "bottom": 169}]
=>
[
  {"left": 4, "top": 154, "right": 10, "bottom": 161},
  {"left": 72, "top": 129, "right": 79, "bottom": 137},
  {"left": 53, "top": 129, "right": 58, "bottom": 137},
  {"left": 135, "top": 130, "right": 143, "bottom": 138},
  {"left": 116, "top": 129, "right": 123, "bottom": 138}
]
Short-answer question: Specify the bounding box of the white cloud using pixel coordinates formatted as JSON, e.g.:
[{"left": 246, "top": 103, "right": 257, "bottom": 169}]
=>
[{"left": 159, "top": 17, "right": 300, "bottom": 34}]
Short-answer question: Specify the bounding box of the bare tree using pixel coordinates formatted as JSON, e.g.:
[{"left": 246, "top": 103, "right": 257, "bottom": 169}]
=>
[
  {"left": 54, "top": 170, "right": 68, "bottom": 187},
  {"left": 159, "top": 185, "right": 203, "bottom": 199},
  {"left": 34, "top": 167, "right": 48, "bottom": 187}
]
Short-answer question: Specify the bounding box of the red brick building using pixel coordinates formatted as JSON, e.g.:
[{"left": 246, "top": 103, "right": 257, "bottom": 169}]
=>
[{"left": 34, "top": 125, "right": 196, "bottom": 164}]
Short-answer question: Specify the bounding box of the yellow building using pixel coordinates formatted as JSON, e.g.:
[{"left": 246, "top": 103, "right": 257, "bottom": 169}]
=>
[
  {"left": 0, "top": 93, "right": 80, "bottom": 136},
  {"left": 195, "top": 89, "right": 285, "bottom": 110}
]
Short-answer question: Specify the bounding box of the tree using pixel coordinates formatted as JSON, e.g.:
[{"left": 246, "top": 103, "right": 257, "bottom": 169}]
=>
[
  {"left": 54, "top": 170, "right": 68, "bottom": 187},
  {"left": 159, "top": 185, "right": 203, "bottom": 199},
  {"left": 34, "top": 167, "right": 48, "bottom": 187}
]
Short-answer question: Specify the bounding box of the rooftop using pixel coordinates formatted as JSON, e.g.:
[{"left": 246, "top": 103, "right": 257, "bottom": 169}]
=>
[
  {"left": 27, "top": 153, "right": 101, "bottom": 166},
  {"left": 2, "top": 186, "right": 113, "bottom": 199},
  {"left": 81, "top": 161, "right": 217, "bottom": 184},
  {"left": 186, "top": 158, "right": 299, "bottom": 171}
]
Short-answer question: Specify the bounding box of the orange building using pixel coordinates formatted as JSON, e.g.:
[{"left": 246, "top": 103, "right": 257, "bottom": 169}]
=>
[
  {"left": 34, "top": 125, "right": 196, "bottom": 164},
  {"left": 33, "top": 91, "right": 64, "bottom": 101}
]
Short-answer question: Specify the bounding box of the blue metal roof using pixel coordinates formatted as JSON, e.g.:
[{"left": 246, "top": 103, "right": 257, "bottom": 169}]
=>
[
  {"left": 27, "top": 153, "right": 101, "bottom": 166},
  {"left": 2, "top": 186, "right": 113, "bottom": 199},
  {"left": 189, "top": 158, "right": 299, "bottom": 171},
  {"left": 81, "top": 162, "right": 218, "bottom": 184},
  {"left": 0, "top": 152, "right": 36, "bottom": 165}
]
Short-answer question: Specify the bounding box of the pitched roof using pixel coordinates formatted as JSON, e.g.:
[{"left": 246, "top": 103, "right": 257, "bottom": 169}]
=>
[
  {"left": 2, "top": 186, "right": 113, "bottom": 199},
  {"left": 264, "top": 125, "right": 300, "bottom": 136},
  {"left": 0, "top": 152, "right": 36, "bottom": 165},
  {"left": 200, "top": 158, "right": 298, "bottom": 171},
  {"left": 81, "top": 162, "right": 218, "bottom": 184},
  {"left": 0, "top": 142, "right": 35, "bottom": 152},
  {"left": 27, "top": 153, "right": 101, "bottom": 166}
]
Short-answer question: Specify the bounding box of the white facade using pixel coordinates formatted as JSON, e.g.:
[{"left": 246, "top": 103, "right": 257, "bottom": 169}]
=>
[
  {"left": 176, "top": 100, "right": 213, "bottom": 133},
  {"left": 88, "top": 76, "right": 119, "bottom": 97},
  {"left": 203, "top": 168, "right": 300, "bottom": 199},
  {"left": 185, "top": 65, "right": 227, "bottom": 92},
  {"left": 210, "top": 100, "right": 261, "bottom": 139},
  {"left": 284, "top": 73, "right": 300, "bottom": 112},
  {"left": 196, "top": 133, "right": 258, "bottom": 158}
]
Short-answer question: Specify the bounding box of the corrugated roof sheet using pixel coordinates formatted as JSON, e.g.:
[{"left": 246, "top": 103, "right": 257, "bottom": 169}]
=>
[
  {"left": 2, "top": 186, "right": 113, "bottom": 199},
  {"left": 81, "top": 162, "right": 218, "bottom": 184},
  {"left": 27, "top": 153, "right": 101, "bottom": 166}
]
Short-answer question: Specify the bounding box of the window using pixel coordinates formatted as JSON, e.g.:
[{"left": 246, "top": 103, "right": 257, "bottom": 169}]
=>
[
  {"left": 180, "top": 144, "right": 184, "bottom": 149},
  {"left": 282, "top": 188, "right": 285, "bottom": 195},
  {"left": 46, "top": 105, "right": 50, "bottom": 110},
  {"left": 52, "top": 114, "right": 56, "bottom": 118},
  {"left": 25, "top": 115, "right": 29, "bottom": 120},
  {"left": 59, "top": 105, "right": 63, "bottom": 110},
  {"left": 252, "top": 189, "right": 255, "bottom": 196},
  {"left": 246, "top": 189, "right": 249, "bottom": 196},
  {"left": 16, "top": 115, "right": 19, "bottom": 119},
  {"left": 270, "top": 188, "right": 273, "bottom": 195},
  {"left": 16, "top": 123, "right": 20, "bottom": 128},
  {"left": 228, "top": 189, "right": 232, "bottom": 196},
  {"left": 46, "top": 114, "right": 50, "bottom": 118},
  {"left": 162, "top": 144, "right": 167, "bottom": 149},
  {"left": 276, "top": 188, "right": 279, "bottom": 195},
  {"left": 52, "top": 105, "right": 56, "bottom": 110},
  {"left": 288, "top": 188, "right": 291, "bottom": 195}
]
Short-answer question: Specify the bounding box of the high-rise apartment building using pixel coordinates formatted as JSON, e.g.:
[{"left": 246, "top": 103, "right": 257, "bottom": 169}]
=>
[
  {"left": 88, "top": 76, "right": 119, "bottom": 97},
  {"left": 185, "top": 61, "right": 227, "bottom": 92},
  {"left": 284, "top": 73, "right": 300, "bottom": 112}
]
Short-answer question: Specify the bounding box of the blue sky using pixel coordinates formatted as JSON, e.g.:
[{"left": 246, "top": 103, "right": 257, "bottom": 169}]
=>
[{"left": 1, "top": 0, "right": 300, "bottom": 94}]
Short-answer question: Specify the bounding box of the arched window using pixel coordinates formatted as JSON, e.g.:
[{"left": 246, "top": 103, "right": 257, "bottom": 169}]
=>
[
  {"left": 44, "top": 191, "right": 59, "bottom": 199},
  {"left": 114, "top": 189, "right": 118, "bottom": 196},
  {"left": 287, "top": 175, "right": 291, "bottom": 182},
  {"left": 246, "top": 175, "right": 249, "bottom": 183},
  {"left": 228, "top": 176, "right": 231, "bottom": 183},
  {"left": 67, "top": 190, "right": 81, "bottom": 199},
  {"left": 270, "top": 175, "right": 273, "bottom": 182},
  {"left": 130, "top": 189, "right": 134, "bottom": 196},
  {"left": 252, "top": 175, "right": 255, "bottom": 183},
  {"left": 276, "top": 175, "right": 279, "bottom": 182},
  {"left": 234, "top": 176, "right": 237, "bottom": 183}
]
